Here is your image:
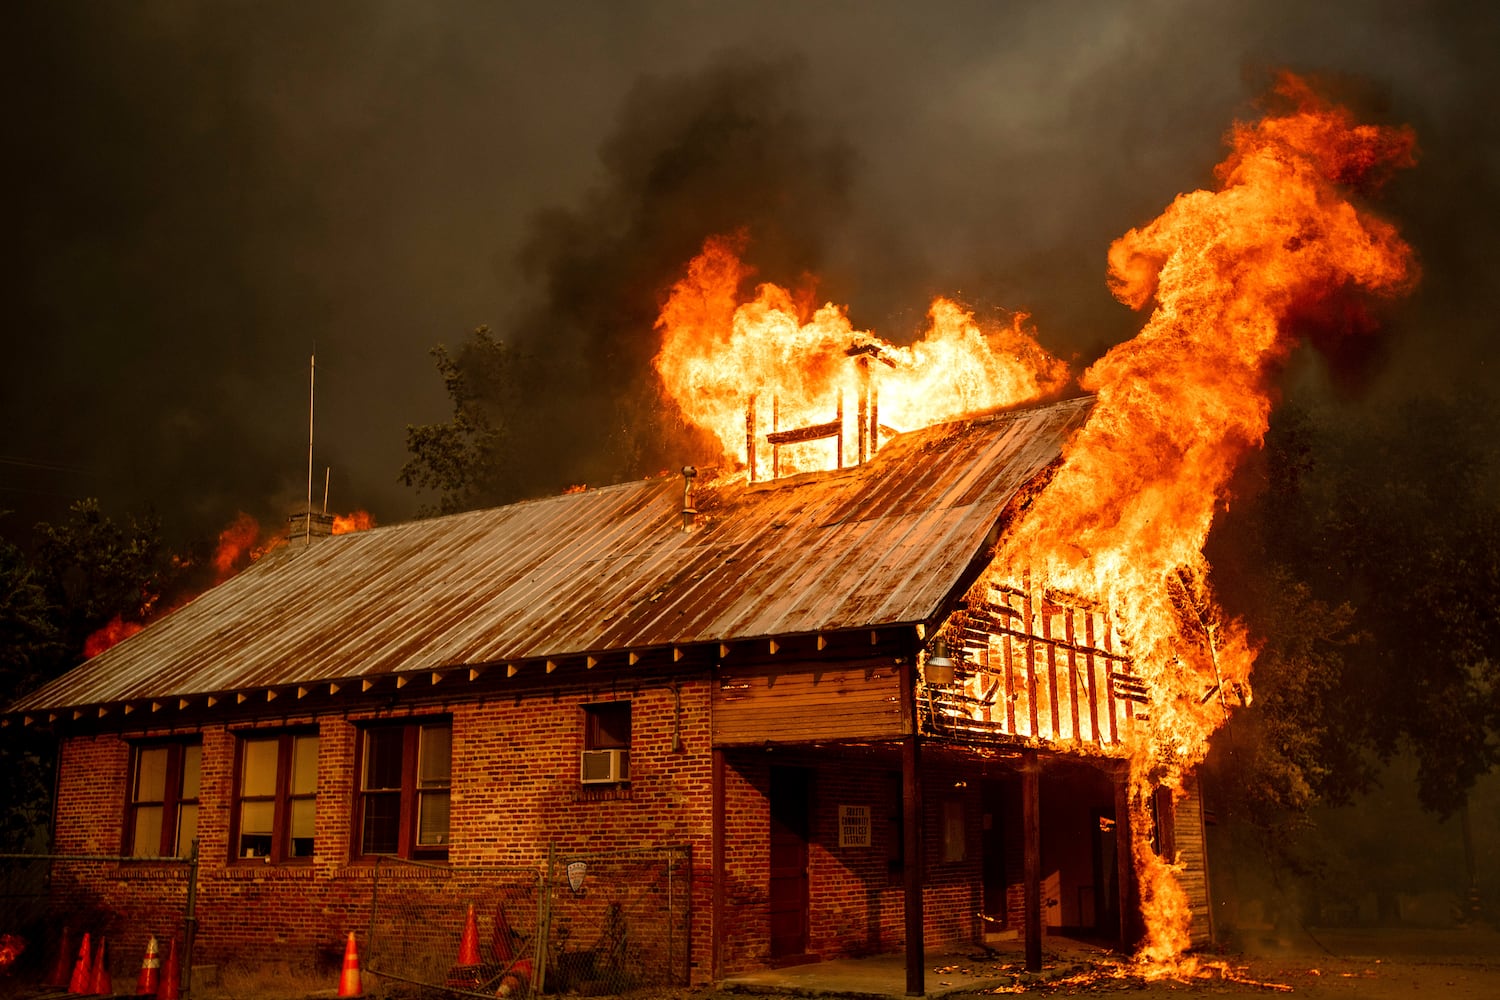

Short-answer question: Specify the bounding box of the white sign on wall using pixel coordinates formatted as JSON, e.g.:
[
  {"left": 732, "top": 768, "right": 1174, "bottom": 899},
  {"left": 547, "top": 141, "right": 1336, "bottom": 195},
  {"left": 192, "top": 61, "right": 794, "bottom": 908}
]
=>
[{"left": 839, "top": 804, "right": 871, "bottom": 848}]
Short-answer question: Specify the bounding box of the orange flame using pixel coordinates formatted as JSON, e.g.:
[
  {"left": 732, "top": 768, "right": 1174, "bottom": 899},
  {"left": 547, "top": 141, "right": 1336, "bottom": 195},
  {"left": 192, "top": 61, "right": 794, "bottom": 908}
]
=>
[
  {"left": 0, "top": 933, "right": 24, "bottom": 972},
  {"left": 333, "top": 510, "right": 376, "bottom": 534},
  {"left": 990, "top": 73, "right": 1415, "bottom": 968},
  {"left": 214, "top": 511, "right": 263, "bottom": 582},
  {"left": 654, "top": 234, "right": 1070, "bottom": 476},
  {"left": 82, "top": 615, "right": 144, "bottom": 658},
  {"left": 653, "top": 75, "right": 1414, "bottom": 968}
]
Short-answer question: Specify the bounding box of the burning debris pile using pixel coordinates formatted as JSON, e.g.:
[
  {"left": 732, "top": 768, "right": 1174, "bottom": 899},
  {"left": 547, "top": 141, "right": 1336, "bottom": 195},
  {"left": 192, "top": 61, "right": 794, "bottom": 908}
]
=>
[{"left": 656, "top": 73, "right": 1416, "bottom": 971}]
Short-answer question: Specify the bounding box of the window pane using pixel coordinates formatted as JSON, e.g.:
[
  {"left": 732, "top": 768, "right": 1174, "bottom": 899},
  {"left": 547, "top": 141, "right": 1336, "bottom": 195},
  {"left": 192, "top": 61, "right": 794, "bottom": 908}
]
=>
[
  {"left": 363, "top": 729, "right": 404, "bottom": 791},
  {"left": 290, "top": 797, "right": 316, "bottom": 857},
  {"left": 418, "top": 726, "right": 451, "bottom": 786},
  {"left": 239, "top": 801, "right": 274, "bottom": 858},
  {"left": 291, "top": 735, "right": 319, "bottom": 795},
  {"left": 176, "top": 804, "right": 198, "bottom": 858},
  {"left": 241, "top": 739, "right": 279, "bottom": 797},
  {"left": 135, "top": 748, "right": 168, "bottom": 802},
  {"left": 132, "top": 806, "right": 164, "bottom": 857},
  {"left": 587, "top": 703, "right": 631, "bottom": 749},
  {"left": 417, "top": 790, "right": 450, "bottom": 846},
  {"left": 180, "top": 744, "right": 202, "bottom": 799},
  {"left": 361, "top": 792, "right": 401, "bottom": 855}
]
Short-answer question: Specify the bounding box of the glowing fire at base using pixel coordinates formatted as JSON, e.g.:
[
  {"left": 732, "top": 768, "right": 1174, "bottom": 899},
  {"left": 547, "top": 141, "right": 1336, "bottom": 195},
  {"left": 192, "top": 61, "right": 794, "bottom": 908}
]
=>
[{"left": 656, "top": 74, "right": 1416, "bottom": 969}]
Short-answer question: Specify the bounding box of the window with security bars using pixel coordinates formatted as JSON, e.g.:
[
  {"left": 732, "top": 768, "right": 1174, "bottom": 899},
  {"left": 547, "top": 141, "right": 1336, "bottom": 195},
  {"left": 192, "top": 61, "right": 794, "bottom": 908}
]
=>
[
  {"left": 234, "top": 731, "right": 318, "bottom": 862},
  {"left": 357, "top": 721, "right": 451, "bottom": 859},
  {"left": 127, "top": 741, "right": 201, "bottom": 858}
]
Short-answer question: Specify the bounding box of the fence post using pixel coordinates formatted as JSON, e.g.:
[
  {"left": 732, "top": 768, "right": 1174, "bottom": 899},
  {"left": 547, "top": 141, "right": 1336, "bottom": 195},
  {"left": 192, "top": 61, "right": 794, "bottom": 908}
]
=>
[
  {"left": 184, "top": 839, "right": 199, "bottom": 996},
  {"left": 532, "top": 844, "right": 554, "bottom": 995},
  {"left": 368, "top": 857, "right": 382, "bottom": 973}
]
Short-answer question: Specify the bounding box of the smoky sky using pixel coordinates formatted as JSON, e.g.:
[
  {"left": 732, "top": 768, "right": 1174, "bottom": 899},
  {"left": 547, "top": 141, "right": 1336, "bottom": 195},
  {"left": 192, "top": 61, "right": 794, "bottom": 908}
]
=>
[{"left": 2, "top": 0, "right": 1495, "bottom": 545}]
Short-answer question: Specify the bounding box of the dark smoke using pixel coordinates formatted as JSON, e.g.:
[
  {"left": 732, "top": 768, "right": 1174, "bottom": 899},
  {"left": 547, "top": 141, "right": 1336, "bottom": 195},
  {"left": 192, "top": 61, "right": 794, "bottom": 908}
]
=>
[{"left": 494, "top": 54, "right": 856, "bottom": 496}]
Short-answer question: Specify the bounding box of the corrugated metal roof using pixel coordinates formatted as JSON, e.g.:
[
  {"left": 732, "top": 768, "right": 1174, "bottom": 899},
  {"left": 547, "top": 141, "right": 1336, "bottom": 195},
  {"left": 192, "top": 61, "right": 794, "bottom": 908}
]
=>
[{"left": 9, "top": 396, "right": 1093, "bottom": 713}]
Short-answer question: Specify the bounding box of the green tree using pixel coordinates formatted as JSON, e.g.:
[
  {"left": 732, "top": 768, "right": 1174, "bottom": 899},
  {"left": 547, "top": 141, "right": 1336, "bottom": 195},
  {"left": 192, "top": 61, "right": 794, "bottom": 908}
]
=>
[
  {"left": 400, "top": 327, "right": 529, "bottom": 516},
  {"left": 31, "top": 498, "right": 176, "bottom": 660},
  {"left": 0, "top": 535, "right": 64, "bottom": 849}
]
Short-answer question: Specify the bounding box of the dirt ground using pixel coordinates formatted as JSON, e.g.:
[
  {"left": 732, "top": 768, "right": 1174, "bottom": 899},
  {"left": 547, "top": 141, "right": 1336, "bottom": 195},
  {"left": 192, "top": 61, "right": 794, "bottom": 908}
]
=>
[{"left": 951, "top": 926, "right": 1500, "bottom": 998}]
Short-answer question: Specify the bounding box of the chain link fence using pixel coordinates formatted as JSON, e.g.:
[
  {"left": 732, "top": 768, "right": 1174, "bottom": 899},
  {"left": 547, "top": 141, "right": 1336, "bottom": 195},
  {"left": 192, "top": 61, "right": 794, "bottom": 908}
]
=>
[
  {"left": 0, "top": 851, "right": 199, "bottom": 988},
  {"left": 0, "top": 843, "right": 689, "bottom": 996}
]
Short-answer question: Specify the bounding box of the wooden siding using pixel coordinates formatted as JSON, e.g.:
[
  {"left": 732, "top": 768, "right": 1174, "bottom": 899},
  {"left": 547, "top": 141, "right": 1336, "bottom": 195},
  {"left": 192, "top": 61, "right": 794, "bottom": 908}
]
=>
[
  {"left": 1174, "top": 777, "right": 1214, "bottom": 948},
  {"left": 921, "top": 580, "right": 1142, "bottom": 750},
  {"left": 713, "top": 663, "right": 903, "bottom": 745}
]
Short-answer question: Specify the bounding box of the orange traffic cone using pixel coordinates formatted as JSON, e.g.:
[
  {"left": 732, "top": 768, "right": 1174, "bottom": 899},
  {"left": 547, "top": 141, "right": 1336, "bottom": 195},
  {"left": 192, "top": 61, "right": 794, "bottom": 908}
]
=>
[
  {"left": 456, "top": 904, "right": 481, "bottom": 967},
  {"left": 68, "top": 932, "right": 93, "bottom": 994},
  {"left": 89, "top": 935, "right": 111, "bottom": 996},
  {"left": 156, "top": 939, "right": 179, "bottom": 1000},
  {"left": 337, "top": 932, "right": 362, "bottom": 998},
  {"left": 136, "top": 936, "right": 161, "bottom": 996},
  {"left": 45, "top": 927, "right": 72, "bottom": 988}
]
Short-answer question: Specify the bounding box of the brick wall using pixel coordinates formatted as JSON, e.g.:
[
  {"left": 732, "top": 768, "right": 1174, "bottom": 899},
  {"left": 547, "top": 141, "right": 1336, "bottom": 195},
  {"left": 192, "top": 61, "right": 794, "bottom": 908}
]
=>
[{"left": 47, "top": 679, "right": 715, "bottom": 984}]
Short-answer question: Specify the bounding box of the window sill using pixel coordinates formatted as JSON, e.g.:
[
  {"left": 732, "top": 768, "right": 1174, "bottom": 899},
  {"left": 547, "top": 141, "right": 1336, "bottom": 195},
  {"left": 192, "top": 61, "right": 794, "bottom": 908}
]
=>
[
  {"left": 575, "top": 783, "right": 633, "bottom": 802},
  {"left": 216, "top": 865, "right": 315, "bottom": 881},
  {"left": 107, "top": 863, "right": 190, "bottom": 881}
]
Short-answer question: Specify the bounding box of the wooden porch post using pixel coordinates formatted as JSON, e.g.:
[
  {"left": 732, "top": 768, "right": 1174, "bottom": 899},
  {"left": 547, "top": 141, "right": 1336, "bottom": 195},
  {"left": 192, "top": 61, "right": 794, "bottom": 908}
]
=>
[
  {"left": 1114, "top": 769, "right": 1137, "bottom": 950},
  {"left": 1022, "top": 749, "right": 1041, "bottom": 972},
  {"left": 900, "top": 659, "right": 924, "bottom": 996},
  {"left": 712, "top": 747, "right": 726, "bottom": 980}
]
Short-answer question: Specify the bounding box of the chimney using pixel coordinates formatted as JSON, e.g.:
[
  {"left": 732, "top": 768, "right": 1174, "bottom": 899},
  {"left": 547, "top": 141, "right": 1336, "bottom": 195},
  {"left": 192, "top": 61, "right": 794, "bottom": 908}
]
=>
[{"left": 287, "top": 507, "right": 335, "bottom": 541}]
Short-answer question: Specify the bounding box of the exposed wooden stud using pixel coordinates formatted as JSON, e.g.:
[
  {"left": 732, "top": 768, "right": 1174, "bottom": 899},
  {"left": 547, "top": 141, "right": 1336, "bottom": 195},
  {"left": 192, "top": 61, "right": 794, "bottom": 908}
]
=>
[
  {"left": 719, "top": 643, "right": 730, "bottom": 658},
  {"left": 586, "top": 656, "right": 598, "bottom": 669},
  {"left": 870, "top": 630, "right": 878, "bottom": 646},
  {"left": 506, "top": 663, "right": 519, "bottom": 678},
  {"left": 362, "top": 678, "right": 376, "bottom": 692},
  {"left": 768, "top": 639, "right": 780, "bottom": 655},
  {"left": 816, "top": 634, "right": 827, "bottom": 651},
  {"left": 395, "top": 675, "right": 410, "bottom": 689},
  {"left": 545, "top": 660, "right": 558, "bottom": 674},
  {"left": 628, "top": 652, "right": 640, "bottom": 666},
  {"left": 673, "top": 647, "right": 685, "bottom": 662}
]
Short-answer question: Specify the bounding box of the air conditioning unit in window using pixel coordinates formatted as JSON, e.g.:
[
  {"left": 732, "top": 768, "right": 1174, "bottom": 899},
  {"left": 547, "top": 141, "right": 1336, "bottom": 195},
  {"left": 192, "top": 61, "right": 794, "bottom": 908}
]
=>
[{"left": 580, "top": 748, "right": 629, "bottom": 784}]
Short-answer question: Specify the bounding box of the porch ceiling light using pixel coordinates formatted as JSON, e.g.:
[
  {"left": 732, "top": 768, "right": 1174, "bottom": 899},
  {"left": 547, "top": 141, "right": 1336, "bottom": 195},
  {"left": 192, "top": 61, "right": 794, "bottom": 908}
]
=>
[{"left": 925, "top": 637, "right": 955, "bottom": 685}]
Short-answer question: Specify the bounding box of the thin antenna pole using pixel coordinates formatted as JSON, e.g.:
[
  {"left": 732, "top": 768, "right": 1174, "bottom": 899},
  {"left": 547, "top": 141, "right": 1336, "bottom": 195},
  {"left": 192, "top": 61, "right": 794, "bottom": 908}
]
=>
[
  {"left": 323, "top": 467, "right": 331, "bottom": 515},
  {"left": 306, "top": 352, "right": 315, "bottom": 544}
]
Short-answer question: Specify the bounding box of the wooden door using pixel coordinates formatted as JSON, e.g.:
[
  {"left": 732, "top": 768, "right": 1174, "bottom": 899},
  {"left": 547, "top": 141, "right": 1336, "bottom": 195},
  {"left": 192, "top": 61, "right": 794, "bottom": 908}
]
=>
[
  {"left": 768, "top": 766, "right": 811, "bottom": 959},
  {"left": 981, "top": 778, "right": 1009, "bottom": 923}
]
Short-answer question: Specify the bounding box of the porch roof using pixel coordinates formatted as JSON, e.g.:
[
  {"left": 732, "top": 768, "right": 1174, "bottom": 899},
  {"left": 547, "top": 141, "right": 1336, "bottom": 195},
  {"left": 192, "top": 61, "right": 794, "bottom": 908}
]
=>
[{"left": 8, "top": 395, "right": 1093, "bottom": 715}]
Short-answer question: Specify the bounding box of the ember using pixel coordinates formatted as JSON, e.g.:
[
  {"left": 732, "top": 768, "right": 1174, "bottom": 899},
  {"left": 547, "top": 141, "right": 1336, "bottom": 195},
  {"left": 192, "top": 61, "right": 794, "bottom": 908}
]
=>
[{"left": 0, "top": 933, "right": 24, "bottom": 972}]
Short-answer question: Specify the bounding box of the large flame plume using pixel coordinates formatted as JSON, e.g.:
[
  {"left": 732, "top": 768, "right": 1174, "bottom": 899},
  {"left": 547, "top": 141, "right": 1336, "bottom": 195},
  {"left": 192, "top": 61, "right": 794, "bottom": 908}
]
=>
[
  {"left": 654, "top": 233, "right": 1069, "bottom": 476},
  {"left": 988, "top": 74, "right": 1415, "bottom": 969},
  {"left": 655, "top": 74, "right": 1415, "bottom": 970}
]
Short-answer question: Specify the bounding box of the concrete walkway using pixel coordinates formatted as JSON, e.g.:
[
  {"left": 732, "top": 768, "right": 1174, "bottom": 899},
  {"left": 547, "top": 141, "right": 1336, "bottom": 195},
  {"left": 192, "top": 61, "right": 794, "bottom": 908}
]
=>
[{"left": 719, "top": 938, "right": 1119, "bottom": 998}]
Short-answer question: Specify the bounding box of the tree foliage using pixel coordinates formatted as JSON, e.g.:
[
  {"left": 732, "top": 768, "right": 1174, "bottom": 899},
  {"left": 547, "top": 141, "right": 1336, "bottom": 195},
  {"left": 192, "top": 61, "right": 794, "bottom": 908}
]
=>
[{"left": 399, "top": 327, "right": 529, "bottom": 516}]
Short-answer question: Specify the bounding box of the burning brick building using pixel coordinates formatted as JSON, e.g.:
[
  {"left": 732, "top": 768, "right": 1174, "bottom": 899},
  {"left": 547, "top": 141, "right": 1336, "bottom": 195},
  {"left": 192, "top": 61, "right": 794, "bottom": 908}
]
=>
[{"left": 4, "top": 393, "right": 1213, "bottom": 991}]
